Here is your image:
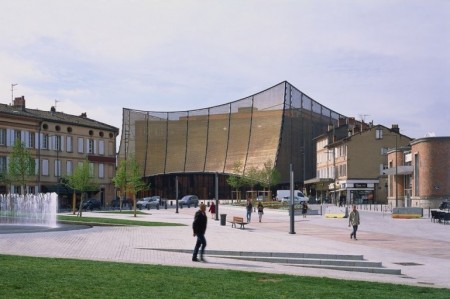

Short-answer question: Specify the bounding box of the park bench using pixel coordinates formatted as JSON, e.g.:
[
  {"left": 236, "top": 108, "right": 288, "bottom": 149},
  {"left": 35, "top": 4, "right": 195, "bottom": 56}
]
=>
[{"left": 229, "top": 216, "right": 248, "bottom": 229}]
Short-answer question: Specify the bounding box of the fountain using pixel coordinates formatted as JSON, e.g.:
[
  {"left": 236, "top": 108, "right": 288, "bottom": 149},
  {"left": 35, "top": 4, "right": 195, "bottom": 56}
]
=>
[{"left": 0, "top": 193, "right": 58, "bottom": 228}]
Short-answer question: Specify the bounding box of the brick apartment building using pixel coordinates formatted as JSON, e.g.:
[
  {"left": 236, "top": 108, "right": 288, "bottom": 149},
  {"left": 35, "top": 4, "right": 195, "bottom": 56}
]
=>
[{"left": 385, "top": 136, "right": 450, "bottom": 208}]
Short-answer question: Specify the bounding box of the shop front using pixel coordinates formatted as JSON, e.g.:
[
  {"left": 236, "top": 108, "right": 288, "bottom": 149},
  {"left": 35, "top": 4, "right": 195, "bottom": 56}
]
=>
[{"left": 334, "top": 180, "right": 378, "bottom": 205}]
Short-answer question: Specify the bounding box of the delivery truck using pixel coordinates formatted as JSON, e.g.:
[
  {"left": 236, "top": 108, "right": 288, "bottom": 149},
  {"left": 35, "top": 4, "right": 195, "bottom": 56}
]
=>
[{"left": 276, "top": 190, "right": 308, "bottom": 203}]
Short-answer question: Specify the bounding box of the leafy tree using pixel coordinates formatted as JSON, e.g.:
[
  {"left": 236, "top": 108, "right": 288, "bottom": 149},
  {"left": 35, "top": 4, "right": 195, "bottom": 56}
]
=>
[
  {"left": 112, "top": 160, "right": 127, "bottom": 211},
  {"left": 259, "top": 159, "right": 281, "bottom": 200},
  {"left": 65, "top": 160, "right": 98, "bottom": 217},
  {"left": 242, "top": 166, "right": 261, "bottom": 194},
  {"left": 112, "top": 154, "right": 149, "bottom": 217},
  {"left": 8, "top": 139, "right": 35, "bottom": 194},
  {"left": 226, "top": 161, "right": 245, "bottom": 200}
]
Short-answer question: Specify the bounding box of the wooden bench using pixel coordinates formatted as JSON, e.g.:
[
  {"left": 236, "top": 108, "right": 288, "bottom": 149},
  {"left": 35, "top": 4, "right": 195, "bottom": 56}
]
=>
[{"left": 228, "top": 216, "right": 248, "bottom": 229}]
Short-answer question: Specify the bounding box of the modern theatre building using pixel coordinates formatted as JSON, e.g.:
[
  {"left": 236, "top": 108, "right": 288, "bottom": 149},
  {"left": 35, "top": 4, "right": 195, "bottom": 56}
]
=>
[{"left": 118, "top": 81, "right": 348, "bottom": 199}]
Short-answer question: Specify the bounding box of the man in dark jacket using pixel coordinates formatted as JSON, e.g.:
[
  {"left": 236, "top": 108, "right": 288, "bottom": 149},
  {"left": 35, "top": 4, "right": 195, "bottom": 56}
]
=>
[{"left": 192, "top": 203, "right": 208, "bottom": 262}]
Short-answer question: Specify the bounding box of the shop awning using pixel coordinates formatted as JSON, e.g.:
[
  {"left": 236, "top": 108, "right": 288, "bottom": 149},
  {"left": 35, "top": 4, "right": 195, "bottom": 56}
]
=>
[
  {"left": 304, "top": 177, "right": 334, "bottom": 185},
  {"left": 383, "top": 165, "right": 414, "bottom": 175}
]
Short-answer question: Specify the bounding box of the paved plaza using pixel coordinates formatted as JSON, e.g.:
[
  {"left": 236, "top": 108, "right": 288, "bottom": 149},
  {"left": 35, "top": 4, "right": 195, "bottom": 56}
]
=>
[{"left": 1, "top": 204, "right": 449, "bottom": 289}]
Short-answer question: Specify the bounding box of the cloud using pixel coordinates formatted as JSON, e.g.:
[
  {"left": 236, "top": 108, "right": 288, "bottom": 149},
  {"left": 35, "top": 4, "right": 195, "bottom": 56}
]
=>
[{"left": 0, "top": 0, "right": 449, "bottom": 140}]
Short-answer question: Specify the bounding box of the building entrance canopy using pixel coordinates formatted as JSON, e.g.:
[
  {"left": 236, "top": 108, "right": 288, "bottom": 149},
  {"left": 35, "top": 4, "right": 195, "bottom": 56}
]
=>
[{"left": 383, "top": 165, "right": 414, "bottom": 175}]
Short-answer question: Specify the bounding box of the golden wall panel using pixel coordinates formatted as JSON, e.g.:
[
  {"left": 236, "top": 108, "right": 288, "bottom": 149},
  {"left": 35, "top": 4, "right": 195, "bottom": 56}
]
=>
[
  {"left": 165, "top": 118, "right": 187, "bottom": 173},
  {"left": 204, "top": 113, "right": 229, "bottom": 172},
  {"left": 185, "top": 114, "right": 208, "bottom": 172},
  {"left": 146, "top": 120, "right": 167, "bottom": 175}
]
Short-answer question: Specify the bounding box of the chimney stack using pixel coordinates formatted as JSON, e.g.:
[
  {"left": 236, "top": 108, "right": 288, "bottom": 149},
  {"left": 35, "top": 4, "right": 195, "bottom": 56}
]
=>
[
  {"left": 391, "top": 124, "right": 400, "bottom": 134},
  {"left": 13, "top": 96, "right": 26, "bottom": 110}
]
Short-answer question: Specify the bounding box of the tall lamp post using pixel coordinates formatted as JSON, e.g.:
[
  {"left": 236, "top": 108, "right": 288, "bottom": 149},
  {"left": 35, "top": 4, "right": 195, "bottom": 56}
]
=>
[
  {"left": 52, "top": 135, "right": 61, "bottom": 209},
  {"left": 395, "top": 134, "right": 398, "bottom": 208},
  {"left": 387, "top": 131, "right": 399, "bottom": 207}
]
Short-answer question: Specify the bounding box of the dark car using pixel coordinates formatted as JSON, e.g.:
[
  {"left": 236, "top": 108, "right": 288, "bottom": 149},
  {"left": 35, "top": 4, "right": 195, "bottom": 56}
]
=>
[
  {"left": 82, "top": 198, "right": 102, "bottom": 211},
  {"left": 179, "top": 195, "right": 199, "bottom": 208}
]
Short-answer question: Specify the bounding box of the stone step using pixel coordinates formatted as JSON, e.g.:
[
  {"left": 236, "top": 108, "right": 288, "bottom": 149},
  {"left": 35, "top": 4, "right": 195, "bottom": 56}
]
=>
[
  {"left": 146, "top": 248, "right": 402, "bottom": 275},
  {"left": 163, "top": 249, "right": 364, "bottom": 261},
  {"left": 214, "top": 255, "right": 382, "bottom": 268},
  {"left": 291, "top": 264, "right": 402, "bottom": 275}
]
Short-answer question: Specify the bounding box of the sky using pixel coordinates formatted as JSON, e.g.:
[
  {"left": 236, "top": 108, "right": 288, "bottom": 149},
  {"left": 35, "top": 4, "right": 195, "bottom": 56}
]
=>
[{"left": 0, "top": 0, "right": 449, "bottom": 141}]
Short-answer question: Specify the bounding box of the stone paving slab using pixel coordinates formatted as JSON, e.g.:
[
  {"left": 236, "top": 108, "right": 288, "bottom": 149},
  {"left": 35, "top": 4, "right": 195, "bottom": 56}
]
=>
[{"left": 0, "top": 204, "right": 449, "bottom": 289}]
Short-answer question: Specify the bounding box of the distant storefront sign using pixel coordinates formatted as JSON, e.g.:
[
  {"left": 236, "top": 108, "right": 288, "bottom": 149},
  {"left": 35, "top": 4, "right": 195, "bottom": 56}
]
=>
[{"left": 354, "top": 183, "right": 367, "bottom": 188}]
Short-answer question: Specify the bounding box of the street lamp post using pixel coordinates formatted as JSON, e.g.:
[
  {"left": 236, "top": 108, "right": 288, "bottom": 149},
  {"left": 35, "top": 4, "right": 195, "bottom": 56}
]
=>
[
  {"left": 175, "top": 176, "right": 179, "bottom": 214},
  {"left": 395, "top": 134, "right": 398, "bottom": 208}
]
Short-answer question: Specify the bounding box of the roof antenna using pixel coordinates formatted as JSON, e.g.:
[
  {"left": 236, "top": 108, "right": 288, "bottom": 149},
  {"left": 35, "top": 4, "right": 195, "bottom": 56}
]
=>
[
  {"left": 359, "top": 114, "right": 370, "bottom": 123},
  {"left": 11, "top": 83, "right": 18, "bottom": 105},
  {"left": 54, "top": 99, "right": 61, "bottom": 110}
]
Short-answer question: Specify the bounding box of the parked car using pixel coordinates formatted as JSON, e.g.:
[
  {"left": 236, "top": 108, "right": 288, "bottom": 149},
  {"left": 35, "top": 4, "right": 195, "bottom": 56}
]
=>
[
  {"left": 439, "top": 200, "right": 449, "bottom": 210},
  {"left": 137, "top": 196, "right": 161, "bottom": 210},
  {"left": 111, "top": 198, "right": 132, "bottom": 209},
  {"left": 82, "top": 198, "right": 102, "bottom": 211},
  {"left": 179, "top": 195, "right": 199, "bottom": 207},
  {"left": 256, "top": 195, "right": 270, "bottom": 201},
  {"left": 281, "top": 196, "right": 308, "bottom": 203}
]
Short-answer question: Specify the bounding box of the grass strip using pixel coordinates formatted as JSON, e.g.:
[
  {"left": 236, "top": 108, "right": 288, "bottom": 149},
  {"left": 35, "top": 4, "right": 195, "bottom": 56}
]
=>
[
  {"left": 57, "top": 215, "right": 185, "bottom": 226},
  {"left": 0, "top": 255, "right": 447, "bottom": 299}
]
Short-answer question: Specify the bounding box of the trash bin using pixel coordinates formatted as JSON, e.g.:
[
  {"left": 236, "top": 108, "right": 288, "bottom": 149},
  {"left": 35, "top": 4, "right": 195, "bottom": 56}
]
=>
[{"left": 220, "top": 214, "right": 227, "bottom": 226}]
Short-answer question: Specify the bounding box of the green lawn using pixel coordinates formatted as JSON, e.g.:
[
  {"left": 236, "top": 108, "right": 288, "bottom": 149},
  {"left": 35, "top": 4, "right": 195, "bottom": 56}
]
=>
[
  {"left": 57, "top": 215, "right": 185, "bottom": 226},
  {"left": 0, "top": 255, "right": 447, "bottom": 299}
]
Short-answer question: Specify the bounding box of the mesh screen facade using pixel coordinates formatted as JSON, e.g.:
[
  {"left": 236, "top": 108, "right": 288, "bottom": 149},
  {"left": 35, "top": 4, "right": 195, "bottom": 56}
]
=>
[{"left": 118, "top": 81, "right": 346, "bottom": 199}]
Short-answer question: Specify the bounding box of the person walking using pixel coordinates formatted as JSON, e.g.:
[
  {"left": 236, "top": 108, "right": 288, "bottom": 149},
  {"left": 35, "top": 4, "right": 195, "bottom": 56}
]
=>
[
  {"left": 192, "top": 203, "right": 208, "bottom": 262},
  {"left": 208, "top": 202, "right": 216, "bottom": 219},
  {"left": 246, "top": 199, "right": 253, "bottom": 223},
  {"left": 349, "top": 205, "right": 360, "bottom": 240},
  {"left": 257, "top": 202, "right": 264, "bottom": 222},
  {"left": 301, "top": 201, "right": 308, "bottom": 218}
]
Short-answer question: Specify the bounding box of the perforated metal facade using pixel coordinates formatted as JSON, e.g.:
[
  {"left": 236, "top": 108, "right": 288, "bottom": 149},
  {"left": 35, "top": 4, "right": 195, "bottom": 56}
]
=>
[{"left": 118, "top": 81, "right": 346, "bottom": 199}]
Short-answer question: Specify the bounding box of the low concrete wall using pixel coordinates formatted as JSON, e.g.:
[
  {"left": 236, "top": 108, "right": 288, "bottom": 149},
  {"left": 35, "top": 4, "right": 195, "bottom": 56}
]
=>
[
  {"left": 289, "top": 209, "right": 320, "bottom": 216},
  {"left": 392, "top": 207, "right": 423, "bottom": 219}
]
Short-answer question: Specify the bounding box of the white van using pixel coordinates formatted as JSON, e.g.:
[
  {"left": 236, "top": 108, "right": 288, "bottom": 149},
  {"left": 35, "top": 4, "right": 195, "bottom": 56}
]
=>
[{"left": 276, "top": 190, "right": 308, "bottom": 203}]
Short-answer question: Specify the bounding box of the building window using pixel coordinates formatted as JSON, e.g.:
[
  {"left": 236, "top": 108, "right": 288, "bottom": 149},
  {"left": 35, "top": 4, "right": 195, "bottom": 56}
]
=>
[
  {"left": 99, "top": 163, "right": 104, "bottom": 178},
  {"left": 376, "top": 128, "right": 383, "bottom": 139},
  {"left": 0, "top": 129, "right": 6, "bottom": 146},
  {"left": 29, "top": 132, "right": 35, "bottom": 148},
  {"left": 99, "top": 140, "right": 105, "bottom": 155},
  {"left": 414, "top": 153, "right": 419, "bottom": 196},
  {"left": 55, "top": 135, "right": 62, "bottom": 151},
  {"left": 14, "top": 130, "right": 21, "bottom": 143},
  {"left": 0, "top": 156, "right": 6, "bottom": 174},
  {"left": 88, "top": 139, "right": 94, "bottom": 154},
  {"left": 381, "top": 147, "right": 388, "bottom": 155},
  {"left": 66, "top": 136, "right": 73, "bottom": 152},
  {"left": 43, "top": 134, "right": 49, "bottom": 150},
  {"left": 35, "top": 159, "right": 39, "bottom": 175},
  {"left": 66, "top": 160, "right": 73, "bottom": 176},
  {"left": 78, "top": 137, "right": 84, "bottom": 153},
  {"left": 42, "top": 159, "right": 49, "bottom": 176},
  {"left": 54, "top": 159, "right": 61, "bottom": 177},
  {"left": 89, "top": 163, "right": 94, "bottom": 177}
]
